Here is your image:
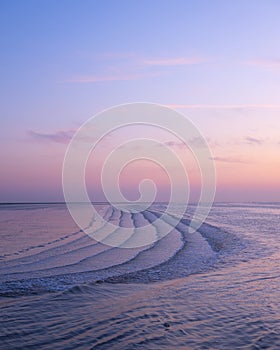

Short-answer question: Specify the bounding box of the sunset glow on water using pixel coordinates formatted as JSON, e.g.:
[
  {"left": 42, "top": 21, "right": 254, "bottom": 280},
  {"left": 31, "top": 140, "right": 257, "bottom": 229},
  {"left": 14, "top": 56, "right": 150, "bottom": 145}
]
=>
[{"left": 1, "top": 1, "right": 280, "bottom": 349}]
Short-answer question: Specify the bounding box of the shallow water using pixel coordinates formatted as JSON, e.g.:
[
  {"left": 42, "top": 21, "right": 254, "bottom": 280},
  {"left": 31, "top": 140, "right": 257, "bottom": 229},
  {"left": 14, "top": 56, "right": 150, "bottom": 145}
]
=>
[{"left": 1, "top": 203, "right": 280, "bottom": 349}]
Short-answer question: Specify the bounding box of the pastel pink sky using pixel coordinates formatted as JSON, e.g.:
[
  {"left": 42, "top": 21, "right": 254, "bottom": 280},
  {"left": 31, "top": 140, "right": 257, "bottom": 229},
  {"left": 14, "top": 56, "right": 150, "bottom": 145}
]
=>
[
  {"left": 1, "top": 106, "right": 279, "bottom": 203},
  {"left": 1, "top": 1, "right": 280, "bottom": 202}
]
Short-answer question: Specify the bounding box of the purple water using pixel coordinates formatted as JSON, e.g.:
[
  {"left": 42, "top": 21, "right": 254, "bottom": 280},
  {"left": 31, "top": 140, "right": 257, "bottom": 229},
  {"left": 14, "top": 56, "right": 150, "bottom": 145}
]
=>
[{"left": 1, "top": 203, "right": 280, "bottom": 349}]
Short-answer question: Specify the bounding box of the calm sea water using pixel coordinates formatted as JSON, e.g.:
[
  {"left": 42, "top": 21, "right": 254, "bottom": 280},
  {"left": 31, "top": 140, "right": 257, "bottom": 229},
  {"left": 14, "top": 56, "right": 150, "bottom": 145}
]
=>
[{"left": 0, "top": 203, "right": 280, "bottom": 349}]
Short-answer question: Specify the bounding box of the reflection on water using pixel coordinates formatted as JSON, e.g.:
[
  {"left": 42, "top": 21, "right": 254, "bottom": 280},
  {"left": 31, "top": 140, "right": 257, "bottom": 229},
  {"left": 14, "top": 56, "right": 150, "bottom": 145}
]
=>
[{"left": 0, "top": 203, "right": 280, "bottom": 349}]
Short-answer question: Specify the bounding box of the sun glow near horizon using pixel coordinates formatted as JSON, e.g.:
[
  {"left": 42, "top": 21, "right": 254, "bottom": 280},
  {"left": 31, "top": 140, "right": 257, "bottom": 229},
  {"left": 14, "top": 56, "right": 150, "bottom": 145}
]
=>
[{"left": 1, "top": 1, "right": 280, "bottom": 203}]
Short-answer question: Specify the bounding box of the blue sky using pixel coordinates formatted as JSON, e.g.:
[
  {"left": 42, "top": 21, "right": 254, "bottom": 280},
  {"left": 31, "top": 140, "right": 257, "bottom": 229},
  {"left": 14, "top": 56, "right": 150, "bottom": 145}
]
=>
[{"left": 1, "top": 0, "right": 280, "bottom": 202}]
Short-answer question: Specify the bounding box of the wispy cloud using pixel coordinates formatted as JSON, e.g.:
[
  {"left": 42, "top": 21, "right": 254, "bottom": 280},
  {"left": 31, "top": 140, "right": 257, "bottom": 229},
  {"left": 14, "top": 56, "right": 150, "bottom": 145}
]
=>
[
  {"left": 211, "top": 156, "right": 250, "bottom": 164},
  {"left": 77, "top": 51, "right": 138, "bottom": 60},
  {"left": 78, "top": 51, "right": 205, "bottom": 66},
  {"left": 245, "top": 58, "right": 280, "bottom": 69},
  {"left": 166, "top": 104, "right": 280, "bottom": 110},
  {"left": 161, "top": 137, "right": 213, "bottom": 149},
  {"left": 65, "top": 53, "right": 207, "bottom": 83},
  {"left": 163, "top": 140, "right": 186, "bottom": 148},
  {"left": 144, "top": 56, "right": 204, "bottom": 66},
  {"left": 28, "top": 129, "right": 75, "bottom": 144},
  {"left": 66, "top": 72, "right": 161, "bottom": 83},
  {"left": 244, "top": 136, "right": 265, "bottom": 145}
]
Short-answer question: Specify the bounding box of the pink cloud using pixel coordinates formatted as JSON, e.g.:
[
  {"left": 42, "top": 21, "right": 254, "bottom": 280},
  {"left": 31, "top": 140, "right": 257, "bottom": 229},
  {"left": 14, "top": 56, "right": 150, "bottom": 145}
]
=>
[
  {"left": 245, "top": 58, "right": 280, "bottom": 68},
  {"left": 165, "top": 104, "right": 280, "bottom": 110},
  {"left": 211, "top": 156, "right": 250, "bottom": 164},
  {"left": 144, "top": 56, "right": 204, "bottom": 66},
  {"left": 65, "top": 53, "right": 207, "bottom": 83}
]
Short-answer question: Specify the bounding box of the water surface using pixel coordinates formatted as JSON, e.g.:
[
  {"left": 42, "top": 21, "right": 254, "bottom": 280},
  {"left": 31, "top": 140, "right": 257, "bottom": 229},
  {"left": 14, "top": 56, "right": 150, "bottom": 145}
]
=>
[{"left": 1, "top": 203, "right": 279, "bottom": 349}]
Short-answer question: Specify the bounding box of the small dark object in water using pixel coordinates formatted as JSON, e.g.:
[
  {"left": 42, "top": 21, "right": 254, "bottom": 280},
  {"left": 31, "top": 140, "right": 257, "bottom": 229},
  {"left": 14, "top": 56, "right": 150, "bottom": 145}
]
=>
[{"left": 163, "top": 322, "right": 170, "bottom": 328}]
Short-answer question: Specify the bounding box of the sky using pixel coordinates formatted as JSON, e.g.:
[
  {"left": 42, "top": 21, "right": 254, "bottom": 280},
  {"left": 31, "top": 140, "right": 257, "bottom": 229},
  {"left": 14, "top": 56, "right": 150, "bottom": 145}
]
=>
[{"left": 0, "top": 0, "right": 279, "bottom": 202}]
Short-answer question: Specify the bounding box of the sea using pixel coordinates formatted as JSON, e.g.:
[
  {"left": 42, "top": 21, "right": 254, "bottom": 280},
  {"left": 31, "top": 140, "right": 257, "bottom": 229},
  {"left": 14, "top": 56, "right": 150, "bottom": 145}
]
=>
[{"left": 0, "top": 202, "right": 280, "bottom": 349}]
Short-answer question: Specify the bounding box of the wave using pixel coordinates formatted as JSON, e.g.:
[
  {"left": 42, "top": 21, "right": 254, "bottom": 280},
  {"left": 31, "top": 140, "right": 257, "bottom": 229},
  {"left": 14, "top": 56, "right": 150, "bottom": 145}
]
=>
[{"left": 0, "top": 205, "right": 239, "bottom": 297}]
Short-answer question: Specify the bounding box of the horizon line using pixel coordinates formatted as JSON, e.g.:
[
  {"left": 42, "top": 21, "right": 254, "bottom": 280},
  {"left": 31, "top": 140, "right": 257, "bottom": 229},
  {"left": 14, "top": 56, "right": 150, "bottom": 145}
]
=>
[{"left": 1, "top": 201, "right": 279, "bottom": 205}]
